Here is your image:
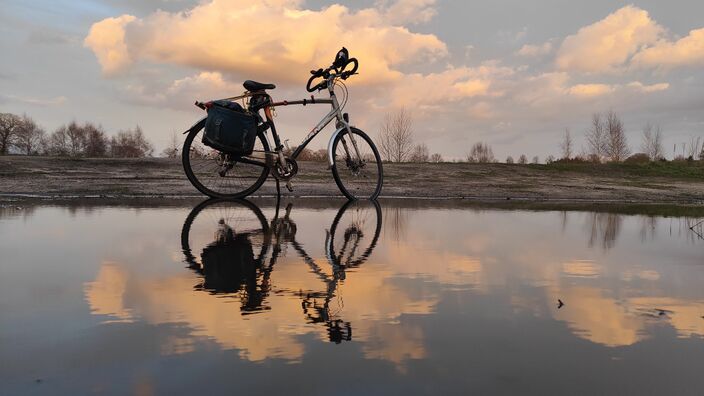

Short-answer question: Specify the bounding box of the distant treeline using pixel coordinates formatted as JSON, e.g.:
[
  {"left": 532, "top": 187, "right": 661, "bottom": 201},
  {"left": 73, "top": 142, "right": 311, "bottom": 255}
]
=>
[{"left": 0, "top": 113, "right": 154, "bottom": 157}]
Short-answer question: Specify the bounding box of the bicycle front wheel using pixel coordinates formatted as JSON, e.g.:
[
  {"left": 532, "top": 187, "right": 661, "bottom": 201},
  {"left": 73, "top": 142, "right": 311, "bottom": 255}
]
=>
[
  {"left": 331, "top": 127, "right": 383, "bottom": 200},
  {"left": 182, "top": 126, "right": 269, "bottom": 199}
]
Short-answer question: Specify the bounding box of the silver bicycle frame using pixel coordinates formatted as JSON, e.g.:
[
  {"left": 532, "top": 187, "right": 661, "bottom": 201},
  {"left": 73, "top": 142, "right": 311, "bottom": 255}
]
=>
[{"left": 268, "top": 76, "right": 359, "bottom": 167}]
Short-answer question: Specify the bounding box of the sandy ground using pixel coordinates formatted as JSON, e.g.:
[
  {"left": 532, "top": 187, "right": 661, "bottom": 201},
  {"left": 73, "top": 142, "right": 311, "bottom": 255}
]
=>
[{"left": 1, "top": 156, "right": 703, "bottom": 203}]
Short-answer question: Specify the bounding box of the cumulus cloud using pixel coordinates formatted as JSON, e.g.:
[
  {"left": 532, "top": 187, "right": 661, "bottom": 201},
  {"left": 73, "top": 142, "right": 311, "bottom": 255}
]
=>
[
  {"left": 84, "top": 0, "right": 446, "bottom": 84},
  {"left": 555, "top": 5, "right": 704, "bottom": 73},
  {"left": 389, "top": 63, "right": 513, "bottom": 108},
  {"left": 631, "top": 28, "right": 704, "bottom": 69},
  {"left": 84, "top": 15, "right": 136, "bottom": 75},
  {"left": 556, "top": 6, "right": 663, "bottom": 73},
  {"left": 516, "top": 42, "right": 553, "bottom": 57}
]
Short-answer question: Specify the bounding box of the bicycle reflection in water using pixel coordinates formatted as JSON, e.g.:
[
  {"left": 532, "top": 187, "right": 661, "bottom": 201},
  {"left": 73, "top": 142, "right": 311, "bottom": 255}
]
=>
[{"left": 181, "top": 198, "right": 382, "bottom": 343}]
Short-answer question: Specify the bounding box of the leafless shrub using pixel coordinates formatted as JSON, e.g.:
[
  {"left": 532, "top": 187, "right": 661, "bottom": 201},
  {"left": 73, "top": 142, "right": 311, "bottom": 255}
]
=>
[
  {"left": 430, "top": 153, "right": 443, "bottom": 163},
  {"left": 378, "top": 108, "right": 413, "bottom": 162},
  {"left": 625, "top": 153, "right": 650, "bottom": 163},
  {"left": 162, "top": 131, "right": 180, "bottom": 158},
  {"left": 110, "top": 126, "right": 154, "bottom": 158},
  {"left": 641, "top": 123, "right": 664, "bottom": 161},
  {"left": 409, "top": 143, "right": 429, "bottom": 162},
  {"left": 518, "top": 154, "right": 527, "bottom": 164},
  {"left": 546, "top": 155, "right": 555, "bottom": 164},
  {"left": 467, "top": 142, "right": 494, "bottom": 163},
  {"left": 312, "top": 148, "right": 328, "bottom": 162},
  {"left": 532, "top": 156, "right": 539, "bottom": 164},
  {"left": 505, "top": 156, "right": 514, "bottom": 164}
]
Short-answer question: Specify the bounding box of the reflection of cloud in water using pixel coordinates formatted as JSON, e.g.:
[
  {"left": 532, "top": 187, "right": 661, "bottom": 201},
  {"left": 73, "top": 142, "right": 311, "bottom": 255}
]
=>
[
  {"left": 562, "top": 260, "right": 600, "bottom": 278},
  {"left": 83, "top": 203, "right": 704, "bottom": 364},
  {"left": 383, "top": 243, "right": 485, "bottom": 289},
  {"left": 629, "top": 297, "right": 704, "bottom": 338},
  {"left": 84, "top": 263, "right": 133, "bottom": 323},
  {"left": 84, "top": 259, "right": 437, "bottom": 367},
  {"left": 552, "top": 286, "right": 645, "bottom": 347},
  {"left": 362, "top": 322, "right": 425, "bottom": 373}
]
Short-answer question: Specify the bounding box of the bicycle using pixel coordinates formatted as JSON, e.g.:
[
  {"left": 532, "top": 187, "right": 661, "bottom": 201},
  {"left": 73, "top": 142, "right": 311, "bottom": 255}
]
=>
[{"left": 182, "top": 48, "right": 384, "bottom": 200}]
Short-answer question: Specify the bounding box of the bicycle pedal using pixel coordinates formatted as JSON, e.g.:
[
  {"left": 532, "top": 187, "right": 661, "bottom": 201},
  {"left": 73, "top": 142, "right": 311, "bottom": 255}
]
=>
[{"left": 285, "top": 181, "right": 294, "bottom": 192}]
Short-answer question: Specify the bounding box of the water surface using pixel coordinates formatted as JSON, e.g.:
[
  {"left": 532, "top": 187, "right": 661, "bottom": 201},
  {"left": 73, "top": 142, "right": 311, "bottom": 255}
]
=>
[{"left": 1, "top": 200, "right": 703, "bottom": 395}]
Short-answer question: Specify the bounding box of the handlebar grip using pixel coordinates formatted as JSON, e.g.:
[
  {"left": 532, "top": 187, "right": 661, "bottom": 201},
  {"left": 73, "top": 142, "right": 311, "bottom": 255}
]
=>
[
  {"left": 347, "top": 58, "right": 358, "bottom": 75},
  {"left": 306, "top": 75, "right": 322, "bottom": 92}
]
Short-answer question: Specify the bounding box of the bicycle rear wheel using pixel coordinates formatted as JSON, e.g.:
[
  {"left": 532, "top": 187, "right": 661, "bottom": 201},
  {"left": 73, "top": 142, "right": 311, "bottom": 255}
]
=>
[
  {"left": 331, "top": 127, "right": 383, "bottom": 200},
  {"left": 182, "top": 126, "right": 269, "bottom": 199}
]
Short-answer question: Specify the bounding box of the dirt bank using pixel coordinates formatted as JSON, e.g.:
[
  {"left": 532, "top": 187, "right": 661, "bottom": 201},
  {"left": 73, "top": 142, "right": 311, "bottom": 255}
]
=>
[{"left": 1, "top": 156, "right": 703, "bottom": 203}]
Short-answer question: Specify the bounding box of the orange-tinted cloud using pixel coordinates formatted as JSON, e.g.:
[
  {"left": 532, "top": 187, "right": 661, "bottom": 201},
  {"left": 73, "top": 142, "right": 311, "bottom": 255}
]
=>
[
  {"left": 84, "top": 0, "right": 447, "bottom": 84},
  {"left": 632, "top": 28, "right": 704, "bottom": 69},
  {"left": 556, "top": 6, "right": 663, "bottom": 73}
]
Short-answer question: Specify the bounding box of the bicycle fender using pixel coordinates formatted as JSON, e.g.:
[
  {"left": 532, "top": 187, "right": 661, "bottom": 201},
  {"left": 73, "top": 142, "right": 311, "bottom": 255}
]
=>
[
  {"left": 183, "top": 117, "right": 206, "bottom": 134},
  {"left": 327, "top": 123, "right": 352, "bottom": 167}
]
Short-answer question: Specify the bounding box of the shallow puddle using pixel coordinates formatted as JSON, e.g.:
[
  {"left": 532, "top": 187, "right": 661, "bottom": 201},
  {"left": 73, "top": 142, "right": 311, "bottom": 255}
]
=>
[{"left": 1, "top": 199, "right": 703, "bottom": 394}]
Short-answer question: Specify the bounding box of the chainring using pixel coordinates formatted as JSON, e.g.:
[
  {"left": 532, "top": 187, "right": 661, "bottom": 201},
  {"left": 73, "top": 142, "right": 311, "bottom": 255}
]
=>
[{"left": 272, "top": 157, "right": 298, "bottom": 181}]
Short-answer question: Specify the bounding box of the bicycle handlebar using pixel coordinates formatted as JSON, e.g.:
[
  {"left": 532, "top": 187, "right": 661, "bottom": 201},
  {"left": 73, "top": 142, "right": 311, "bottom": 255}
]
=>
[{"left": 305, "top": 52, "right": 359, "bottom": 92}]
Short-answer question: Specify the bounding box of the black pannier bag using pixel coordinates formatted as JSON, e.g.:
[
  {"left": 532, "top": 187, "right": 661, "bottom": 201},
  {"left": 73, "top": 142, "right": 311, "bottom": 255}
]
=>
[{"left": 203, "top": 100, "right": 258, "bottom": 155}]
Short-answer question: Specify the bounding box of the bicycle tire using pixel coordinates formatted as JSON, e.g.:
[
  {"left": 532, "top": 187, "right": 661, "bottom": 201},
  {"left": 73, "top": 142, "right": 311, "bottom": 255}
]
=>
[
  {"left": 182, "top": 126, "right": 270, "bottom": 199},
  {"left": 180, "top": 198, "right": 270, "bottom": 270},
  {"left": 327, "top": 199, "right": 382, "bottom": 268},
  {"left": 330, "top": 127, "right": 383, "bottom": 200}
]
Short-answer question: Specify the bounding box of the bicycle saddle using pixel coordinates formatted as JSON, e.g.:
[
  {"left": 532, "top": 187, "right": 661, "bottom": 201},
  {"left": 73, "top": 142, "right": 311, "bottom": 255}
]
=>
[{"left": 243, "top": 80, "right": 276, "bottom": 91}]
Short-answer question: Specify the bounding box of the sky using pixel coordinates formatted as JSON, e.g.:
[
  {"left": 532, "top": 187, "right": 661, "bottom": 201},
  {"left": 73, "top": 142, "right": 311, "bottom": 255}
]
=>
[{"left": 1, "top": 0, "right": 704, "bottom": 160}]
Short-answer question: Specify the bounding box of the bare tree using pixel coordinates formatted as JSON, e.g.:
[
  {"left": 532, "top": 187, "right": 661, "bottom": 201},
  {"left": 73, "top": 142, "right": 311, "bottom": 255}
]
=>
[
  {"left": 378, "top": 108, "right": 414, "bottom": 162},
  {"left": 641, "top": 123, "right": 664, "bottom": 161},
  {"left": 110, "top": 125, "right": 154, "bottom": 157},
  {"left": 46, "top": 126, "right": 71, "bottom": 156},
  {"left": 559, "top": 128, "right": 573, "bottom": 160},
  {"left": 604, "top": 111, "right": 630, "bottom": 162},
  {"left": 409, "top": 143, "right": 429, "bottom": 162},
  {"left": 532, "top": 155, "right": 539, "bottom": 164},
  {"left": 545, "top": 155, "right": 555, "bottom": 164},
  {"left": 65, "top": 121, "right": 88, "bottom": 156},
  {"left": 0, "top": 113, "right": 22, "bottom": 155},
  {"left": 430, "top": 153, "right": 443, "bottom": 163},
  {"left": 585, "top": 113, "right": 607, "bottom": 161},
  {"left": 518, "top": 154, "right": 527, "bottom": 164},
  {"left": 505, "top": 155, "right": 514, "bottom": 164},
  {"left": 687, "top": 136, "right": 701, "bottom": 160},
  {"left": 83, "top": 123, "right": 109, "bottom": 157},
  {"left": 467, "top": 142, "right": 494, "bottom": 163},
  {"left": 14, "top": 115, "right": 45, "bottom": 155},
  {"left": 162, "top": 131, "right": 181, "bottom": 158}
]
